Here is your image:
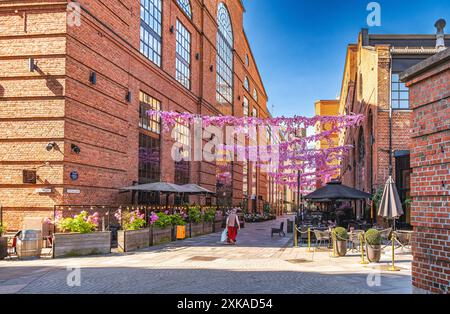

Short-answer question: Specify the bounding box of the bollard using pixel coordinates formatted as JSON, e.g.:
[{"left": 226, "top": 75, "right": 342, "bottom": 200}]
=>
[
  {"left": 307, "top": 227, "right": 313, "bottom": 252},
  {"left": 294, "top": 223, "right": 298, "bottom": 247},
  {"left": 359, "top": 233, "right": 369, "bottom": 265},
  {"left": 331, "top": 229, "right": 339, "bottom": 258},
  {"left": 388, "top": 232, "right": 400, "bottom": 271}
]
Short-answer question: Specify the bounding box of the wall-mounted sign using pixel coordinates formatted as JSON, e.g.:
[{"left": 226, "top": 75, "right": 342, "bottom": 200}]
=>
[
  {"left": 66, "top": 189, "right": 81, "bottom": 194},
  {"left": 70, "top": 171, "right": 79, "bottom": 181},
  {"left": 35, "top": 188, "right": 52, "bottom": 194},
  {"left": 23, "top": 170, "right": 37, "bottom": 184}
]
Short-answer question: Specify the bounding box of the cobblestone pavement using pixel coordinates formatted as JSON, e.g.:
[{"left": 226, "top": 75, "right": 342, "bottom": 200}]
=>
[{"left": 0, "top": 216, "right": 412, "bottom": 294}]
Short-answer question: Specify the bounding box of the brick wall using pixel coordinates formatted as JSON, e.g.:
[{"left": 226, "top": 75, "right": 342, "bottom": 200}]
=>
[
  {"left": 401, "top": 49, "right": 450, "bottom": 294},
  {"left": 0, "top": 0, "right": 272, "bottom": 229}
]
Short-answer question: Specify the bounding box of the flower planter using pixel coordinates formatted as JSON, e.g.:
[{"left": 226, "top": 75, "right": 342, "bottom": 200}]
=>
[
  {"left": 53, "top": 232, "right": 111, "bottom": 258},
  {"left": 366, "top": 244, "right": 381, "bottom": 263},
  {"left": 117, "top": 228, "right": 150, "bottom": 253},
  {"left": 203, "top": 221, "right": 213, "bottom": 234},
  {"left": 336, "top": 240, "right": 347, "bottom": 257},
  {"left": 151, "top": 226, "right": 172, "bottom": 246},
  {"left": 0, "top": 237, "right": 7, "bottom": 260},
  {"left": 190, "top": 222, "right": 204, "bottom": 237}
]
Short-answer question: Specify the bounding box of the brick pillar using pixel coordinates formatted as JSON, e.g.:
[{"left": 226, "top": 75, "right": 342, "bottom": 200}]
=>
[{"left": 401, "top": 49, "right": 450, "bottom": 294}]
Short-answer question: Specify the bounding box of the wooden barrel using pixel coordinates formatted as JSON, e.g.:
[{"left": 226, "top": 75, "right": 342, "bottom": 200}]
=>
[{"left": 16, "top": 230, "right": 42, "bottom": 259}]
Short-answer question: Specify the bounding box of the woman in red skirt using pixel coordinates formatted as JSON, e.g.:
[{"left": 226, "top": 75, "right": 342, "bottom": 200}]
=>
[{"left": 226, "top": 208, "right": 241, "bottom": 244}]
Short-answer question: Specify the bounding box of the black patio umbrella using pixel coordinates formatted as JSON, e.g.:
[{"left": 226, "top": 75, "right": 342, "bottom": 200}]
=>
[
  {"left": 119, "top": 182, "right": 191, "bottom": 209},
  {"left": 119, "top": 182, "right": 190, "bottom": 193},
  {"left": 377, "top": 176, "right": 404, "bottom": 230},
  {"left": 181, "top": 184, "right": 216, "bottom": 196},
  {"left": 304, "top": 181, "right": 372, "bottom": 202}
]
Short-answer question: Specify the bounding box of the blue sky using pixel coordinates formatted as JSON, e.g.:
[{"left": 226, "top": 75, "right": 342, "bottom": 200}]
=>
[{"left": 242, "top": 0, "right": 450, "bottom": 118}]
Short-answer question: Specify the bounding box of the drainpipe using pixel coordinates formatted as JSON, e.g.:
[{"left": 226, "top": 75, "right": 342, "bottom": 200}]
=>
[{"left": 389, "top": 54, "right": 393, "bottom": 177}]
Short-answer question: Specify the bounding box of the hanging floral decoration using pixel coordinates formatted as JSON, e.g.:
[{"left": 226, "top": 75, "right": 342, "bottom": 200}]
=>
[{"left": 146, "top": 110, "right": 363, "bottom": 190}]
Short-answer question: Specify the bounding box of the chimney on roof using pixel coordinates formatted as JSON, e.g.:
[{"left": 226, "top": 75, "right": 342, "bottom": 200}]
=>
[{"left": 435, "top": 19, "right": 446, "bottom": 52}]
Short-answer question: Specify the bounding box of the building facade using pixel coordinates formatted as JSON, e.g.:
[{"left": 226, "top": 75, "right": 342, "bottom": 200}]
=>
[
  {"left": 0, "top": 0, "right": 273, "bottom": 229},
  {"left": 314, "top": 99, "right": 340, "bottom": 188},
  {"left": 337, "top": 28, "right": 449, "bottom": 223},
  {"left": 401, "top": 48, "right": 449, "bottom": 294}
]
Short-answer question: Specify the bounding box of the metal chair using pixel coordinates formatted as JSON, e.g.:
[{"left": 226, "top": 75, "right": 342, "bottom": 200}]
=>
[
  {"left": 313, "top": 230, "right": 330, "bottom": 248},
  {"left": 271, "top": 221, "right": 285, "bottom": 237},
  {"left": 348, "top": 230, "right": 364, "bottom": 252},
  {"left": 394, "top": 231, "right": 412, "bottom": 250},
  {"left": 379, "top": 228, "right": 392, "bottom": 248}
]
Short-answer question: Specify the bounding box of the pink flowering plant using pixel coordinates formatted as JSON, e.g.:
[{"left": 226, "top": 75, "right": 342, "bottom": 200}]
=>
[
  {"left": 154, "top": 212, "right": 172, "bottom": 229},
  {"left": 57, "top": 211, "right": 99, "bottom": 234},
  {"left": 115, "top": 209, "right": 146, "bottom": 231}
]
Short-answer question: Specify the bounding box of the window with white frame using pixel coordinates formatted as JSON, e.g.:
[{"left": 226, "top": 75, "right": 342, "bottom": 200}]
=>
[
  {"left": 177, "top": 0, "right": 192, "bottom": 19},
  {"left": 140, "top": 0, "right": 162, "bottom": 67},
  {"left": 176, "top": 20, "right": 191, "bottom": 89},
  {"left": 216, "top": 3, "right": 233, "bottom": 105},
  {"left": 243, "top": 76, "right": 249, "bottom": 91}
]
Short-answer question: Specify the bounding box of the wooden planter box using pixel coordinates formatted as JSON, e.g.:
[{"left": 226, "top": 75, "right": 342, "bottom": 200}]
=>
[
  {"left": 151, "top": 226, "right": 172, "bottom": 246},
  {"left": 0, "top": 237, "right": 7, "bottom": 260},
  {"left": 203, "top": 221, "right": 213, "bottom": 234},
  {"left": 53, "top": 232, "right": 111, "bottom": 258},
  {"left": 117, "top": 228, "right": 150, "bottom": 252},
  {"left": 190, "top": 222, "right": 204, "bottom": 237},
  {"left": 213, "top": 220, "right": 223, "bottom": 233}
]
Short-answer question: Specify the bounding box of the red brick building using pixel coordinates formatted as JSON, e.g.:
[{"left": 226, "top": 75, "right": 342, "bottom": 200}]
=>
[
  {"left": 337, "top": 28, "right": 449, "bottom": 224},
  {"left": 401, "top": 48, "right": 449, "bottom": 294},
  {"left": 0, "top": 0, "right": 274, "bottom": 229}
]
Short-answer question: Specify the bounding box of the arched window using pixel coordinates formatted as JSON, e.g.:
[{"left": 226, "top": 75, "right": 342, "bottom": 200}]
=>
[
  {"left": 253, "top": 88, "right": 258, "bottom": 102},
  {"left": 358, "top": 128, "right": 365, "bottom": 165},
  {"left": 216, "top": 3, "right": 233, "bottom": 105},
  {"left": 243, "top": 76, "right": 249, "bottom": 91},
  {"left": 140, "top": 0, "right": 162, "bottom": 67},
  {"left": 177, "top": 0, "right": 192, "bottom": 19}
]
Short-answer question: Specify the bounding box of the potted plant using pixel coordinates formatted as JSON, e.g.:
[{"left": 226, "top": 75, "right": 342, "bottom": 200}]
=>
[
  {"left": 53, "top": 211, "right": 111, "bottom": 258},
  {"left": 116, "top": 209, "right": 149, "bottom": 253},
  {"left": 0, "top": 223, "right": 7, "bottom": 260},
  {"left": 203, "top": 208, "right": 216, "bottom": 234},
  {"left": 151, "top": 212, "right": 172, "bottom": 245},
  {"left": 188, "top": 206, "right": 203, "bottom": 237},
  {"left": 365, "top": 229, "right": 382, "bottom": 263},
  {"left": 334, "top": 227, "right": 349, "bottom": 256}
]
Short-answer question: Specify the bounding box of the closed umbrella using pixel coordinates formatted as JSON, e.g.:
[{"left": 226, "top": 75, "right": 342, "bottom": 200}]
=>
[{"left": 377, "top": 176, "right": 404, "bottom": 230}]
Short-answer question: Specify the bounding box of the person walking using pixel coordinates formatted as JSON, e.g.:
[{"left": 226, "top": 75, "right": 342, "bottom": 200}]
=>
[{"left": 226, "top": 208, "right": 240, "bottom": 245}]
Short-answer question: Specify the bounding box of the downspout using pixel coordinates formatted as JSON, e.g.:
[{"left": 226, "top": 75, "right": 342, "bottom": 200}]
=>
[{"left": 388, "top": 53, "right": 393, "bottom": 178}]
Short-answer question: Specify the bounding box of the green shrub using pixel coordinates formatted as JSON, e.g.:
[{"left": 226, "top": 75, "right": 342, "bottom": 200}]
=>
[
  {"left": 365, "top": 229, "right": 381, "bottom": 246},
  {"left": 188, "top": 206, "right": 202, "bottom": 224},
  {"left": 170, "top": 213, "right": 186, "bottom": 226},
  {"left": 154, "top": 212, "right": 172, "bottom": 229},
  {"left": 58, "top": 211, "right": 99, "bottom": 233},
  {"left": 203, "top": 208, "right": 216, "bottom": 223},
  {"left": 334, "top": 227, "right": 349, "bottom": 240},
  {"left": 0, "top": 223, "right": 6, "bottom": 236}
]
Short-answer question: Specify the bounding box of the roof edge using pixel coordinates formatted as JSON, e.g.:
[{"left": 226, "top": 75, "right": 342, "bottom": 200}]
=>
[{"left": 400, "top": 48, "right": 450, "bottom": 82}]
